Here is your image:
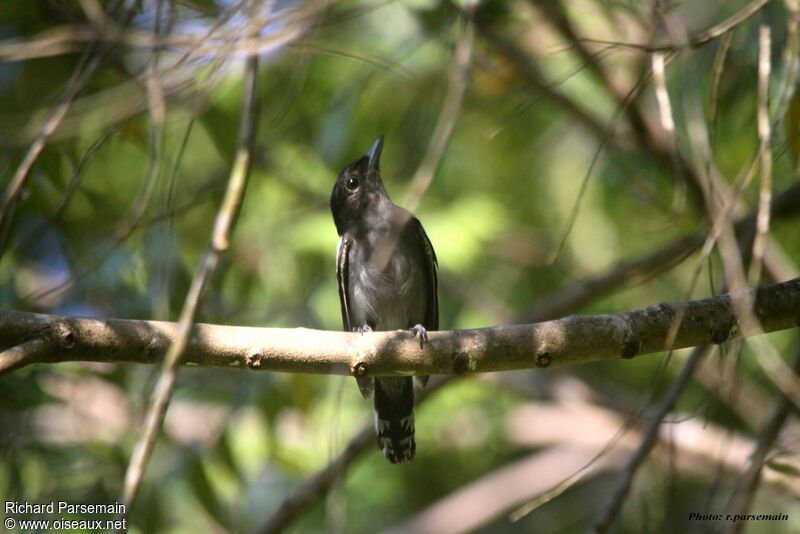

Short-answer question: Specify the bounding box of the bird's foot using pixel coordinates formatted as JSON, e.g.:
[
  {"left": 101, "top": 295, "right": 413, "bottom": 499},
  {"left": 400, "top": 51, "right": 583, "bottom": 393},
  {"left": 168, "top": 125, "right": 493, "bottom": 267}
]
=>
[
  {"left": 408, "top": 324, "right": 428, "bottom": 349},
  {"left": 354, "top": 325, "right": 373, "bottom": 334}
]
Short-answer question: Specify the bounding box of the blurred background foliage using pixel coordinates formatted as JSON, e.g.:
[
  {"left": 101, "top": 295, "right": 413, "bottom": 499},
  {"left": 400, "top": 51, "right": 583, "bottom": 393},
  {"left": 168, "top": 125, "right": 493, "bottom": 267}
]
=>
[{"left": 1, "top": 0, "right": 800, "bottom": 532}]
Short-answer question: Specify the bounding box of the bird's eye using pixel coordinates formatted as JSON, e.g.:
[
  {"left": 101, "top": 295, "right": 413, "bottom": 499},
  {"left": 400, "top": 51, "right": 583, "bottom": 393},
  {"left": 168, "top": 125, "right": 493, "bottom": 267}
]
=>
[{"left": 345, "top": 176, "right": 359, "bottom": 191}]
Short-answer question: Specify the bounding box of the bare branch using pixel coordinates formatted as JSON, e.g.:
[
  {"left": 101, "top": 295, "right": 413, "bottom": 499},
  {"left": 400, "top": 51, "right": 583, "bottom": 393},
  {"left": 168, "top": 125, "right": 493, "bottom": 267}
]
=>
[
  {"left": 0, "top": 3, "right": 325, "bottom": 63},
  {"left": 748, "top": 20, "right": 773, "bottom": 285},
  {"left": 0, "top": 0, "right": 136, "bottom": 258},
  {"left": 250, "top": 179, "right": 800, "bottom": 533},
  {"left": 0, "top": 338, "right": 57, "bottom": 375},
  {"left": 773, "top": 3, "right": 800, "bottom": 127},
  {"left": 386, "top": 385, "right": 800, "bottom": 533},
  {"left": 473, "top": 20, "right": 609, "bottom": 142},
  {"left": 576, "top": 0, "right": 769, "bottom": 52},
  {"left": 0, "top": 52, "right": 99, "bottom": 260},
  {"left": 0, "top": 278, "right": 798, "bottom": 377},
  {"left": 255, "top": 377, "right": 452, "bottom": 534},
  {"left": 403, "top": 10, "right": 474, "bottom": 212},
  {"left": 119, "top": 46, "right": 260, "bottom": 515},
  {"left": 652, "top": 52, "right": 677, "bottom": 140},
  {"left": 257, "top": 427, "right": 373, "bottom": 534},
  {"left": 389, "top": 446, "right": 612, "bottom": 534},
  {"left": 474, "top": 3, "right": 708, "bottom": 217},
  {"left": 708, "top": 32, "right": 734, "bottom": 149},
  {"left": 521, "top": 180, "right": 800, "bottom": 323},
  {"left": 529, "top": 0, "right": 620, "bottom": 97},
  {"left": 726, "top": 342, "right": 800, "bottom": 532},
  {"left": 590, "top": 346, "right": 711, "bottom": 533},
  {"left": 690, "top": 0, "right": 769, "bottom": 48}
]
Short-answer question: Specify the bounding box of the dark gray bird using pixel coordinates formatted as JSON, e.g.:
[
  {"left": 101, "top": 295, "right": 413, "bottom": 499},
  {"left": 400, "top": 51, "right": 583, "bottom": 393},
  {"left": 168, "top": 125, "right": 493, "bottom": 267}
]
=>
[{"left": 330, "top": 137, "right": 438, "bottom": 463}]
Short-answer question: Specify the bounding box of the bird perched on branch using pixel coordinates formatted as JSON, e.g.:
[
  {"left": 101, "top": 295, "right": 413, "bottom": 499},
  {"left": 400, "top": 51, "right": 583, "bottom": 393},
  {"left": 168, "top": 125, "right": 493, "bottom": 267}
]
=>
[{"left": 330, "top": 137, "right": 439, "bottom": 463}]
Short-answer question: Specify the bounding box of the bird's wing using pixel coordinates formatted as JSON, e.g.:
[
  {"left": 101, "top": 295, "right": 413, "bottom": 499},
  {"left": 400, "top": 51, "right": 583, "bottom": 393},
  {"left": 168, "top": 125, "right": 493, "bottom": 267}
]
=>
[
  {"left": 338, "top": 234, "right": 373, "bottom": 398},
  {"left": 415, "top": 218, "right": 438, "bottom": 389},
  {"left": 415, "top": 218, "right": 439, "bottom": 330},
  {"left": 336, "top": 235, "right": 353, "bottom": 331}
]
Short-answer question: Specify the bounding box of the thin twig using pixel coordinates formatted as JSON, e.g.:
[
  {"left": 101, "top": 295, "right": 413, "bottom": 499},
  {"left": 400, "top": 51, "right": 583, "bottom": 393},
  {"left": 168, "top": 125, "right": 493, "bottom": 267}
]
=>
[
  {"left": 249, "top": 177, "right": 800, "bottom": 533},
  {"left": 0, "top": 0, "right": 135, "bottom": 259},
  {"left": 708, "top": 32, "right": 734, "bottom": 150},
  {"left": 402, "top": 10, "right": 474, "bottom": 212},
  {"left": 388, "top": 381, "right": 800, "bottom": 533},
  {"left": 256, "top": 377, "right": 453, "bottom": 534},
  {"left": 145, "top": 0, "right": 166, "bottom": 127},
  {"left": 573, "top": 0, "right": 769, "bottom": 52},
  {"left": 0, "top": 2, "right": 324, "bottom": 62},
  {"left": 590, "top": 346, "right": 711, "bottom": 533},
  {"left": 545, "top": 65, "right": 658, "bottom": 263},
  {"left": 119, "top": 49, "right": 260, "bottom": 516},
  {"left": 473, "top": 19, "right": 609, "bottom": 142},
  {"left": 688, "top": 15, "right": 800, "bottom": 411},
  {"left": 593, "top": 29, "right": 788, "bottom": 522},
  {"left": 663, "top": 157, "right": 760, "bottom": 351},
  {"left": 7, "top": 125, "right": 122, "bottom": 264},
  {"left": 652, "top": 52, "right": 676, "bottom": 140},
  {"left": 154, "top": 119, "right": 196, "bottom": 320},
  {"left": 22, "top": 78, "right": 166, "bottom": 305},
  {"left": 529, "top": 0, "right": 620, "bottom": 97},
  {"left": 690, "top": 0, "right": 769, "bottom": 48},
  {"left": 513, "top": 169, "right": 799, "bottom": 526},
  {"left": 522, "top": 179, "right": 800, "bottom": 324},
  {"left": 748, "top": 21, "right": 773, "bottom": 285},
  {"left": 725, "top": 343, "right": 800, "bottom": 533},
  {"left": 0, "top": 52, "right": 99, "bottom": 261},
  {"left": 697, "top": 15, "right": 800, "bottom": 413},
  {"left": 773, "top": 3, "right": 800, "bottom": 129},
  {"left": 0, "top": 338, "right": 56, "bottom": 376},
  {"left": 650, "top": 47, "right": 689, "bottom": 215}
]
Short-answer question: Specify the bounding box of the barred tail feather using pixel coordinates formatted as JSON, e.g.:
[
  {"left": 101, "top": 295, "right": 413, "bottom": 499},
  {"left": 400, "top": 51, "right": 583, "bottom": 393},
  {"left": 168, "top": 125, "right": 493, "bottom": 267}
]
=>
[{"left": 373, "top": 377, "right": 415, "bottom": 463}]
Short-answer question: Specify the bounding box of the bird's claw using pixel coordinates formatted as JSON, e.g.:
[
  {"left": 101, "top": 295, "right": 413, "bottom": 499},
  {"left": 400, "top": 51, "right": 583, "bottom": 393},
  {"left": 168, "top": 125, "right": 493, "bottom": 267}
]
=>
[
  {"left": 409, "top": 324, "right": 427, "bottom": 349},
  {"left": 354, "top": 325, "right": 373, "bottom": 334}
]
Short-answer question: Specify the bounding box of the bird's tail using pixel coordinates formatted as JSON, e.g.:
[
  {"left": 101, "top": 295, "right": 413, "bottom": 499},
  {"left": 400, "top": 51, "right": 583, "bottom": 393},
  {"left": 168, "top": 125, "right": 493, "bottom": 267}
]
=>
[{"left": 373, "top": 376, "right": 415, "bottom": 463}]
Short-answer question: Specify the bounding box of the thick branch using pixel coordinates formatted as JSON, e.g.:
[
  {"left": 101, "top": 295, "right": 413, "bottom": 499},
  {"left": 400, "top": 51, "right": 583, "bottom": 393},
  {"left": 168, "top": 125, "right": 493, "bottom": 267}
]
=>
[{"left": 1, "top": 278, "right": 798, "bottom": 377}]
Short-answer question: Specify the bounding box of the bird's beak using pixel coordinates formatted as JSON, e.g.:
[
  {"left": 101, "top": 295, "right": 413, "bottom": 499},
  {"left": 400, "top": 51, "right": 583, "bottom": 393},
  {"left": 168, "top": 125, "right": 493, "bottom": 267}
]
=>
[{"left": 366, "top": 136, "right": 384, "bottom": 175}]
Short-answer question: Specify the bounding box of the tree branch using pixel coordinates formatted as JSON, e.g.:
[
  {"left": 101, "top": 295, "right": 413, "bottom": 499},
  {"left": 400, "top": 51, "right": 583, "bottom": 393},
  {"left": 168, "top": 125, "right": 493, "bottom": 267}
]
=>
[
  {"left": 574, "top": 0, "right": 769, "bottom": 52},
  {"left": 590, "top": 345, "right": 710, "bottom": 533},
  {"left": 255, "top": 376, "right": 453, "bottom": 534},
  {"left": 119, "top": 33, "right": 261, "bottom": 516},
  {"left": 726, "top": 342, "right": 800, "bottom": 532},
  {"left": 520, "top": 180, "right": 800, "bottom": 322},
  {"left": 0, "top": 337, "right": 57, "bottom": 375},
  {"left": 387, "top": 385, "right": 800, "bottom": 534},
  {"left": 1, "top": 278, "right": 798, "bottom": 377},
  {"left": 251, "top": 178, "right": 800, "bottom": 533}
]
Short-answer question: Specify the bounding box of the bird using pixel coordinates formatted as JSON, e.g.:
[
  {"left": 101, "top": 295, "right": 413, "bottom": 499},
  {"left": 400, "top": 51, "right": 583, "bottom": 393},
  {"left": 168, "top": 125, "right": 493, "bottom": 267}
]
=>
[{"left": 330, "top": 136, "right": 438, "bottom": 463}]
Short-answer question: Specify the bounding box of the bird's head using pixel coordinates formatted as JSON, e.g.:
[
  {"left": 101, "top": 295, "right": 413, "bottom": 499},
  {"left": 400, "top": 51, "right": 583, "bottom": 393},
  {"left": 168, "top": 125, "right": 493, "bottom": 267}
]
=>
[{"left": 330, "top": 136, "right": 389, "bottom": 235}]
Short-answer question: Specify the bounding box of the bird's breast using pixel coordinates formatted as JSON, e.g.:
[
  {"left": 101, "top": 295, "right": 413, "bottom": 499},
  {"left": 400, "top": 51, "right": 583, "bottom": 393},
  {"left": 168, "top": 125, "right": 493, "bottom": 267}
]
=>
[{"left": 348, "top": 238, "right": 425, "bottom": 330}]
